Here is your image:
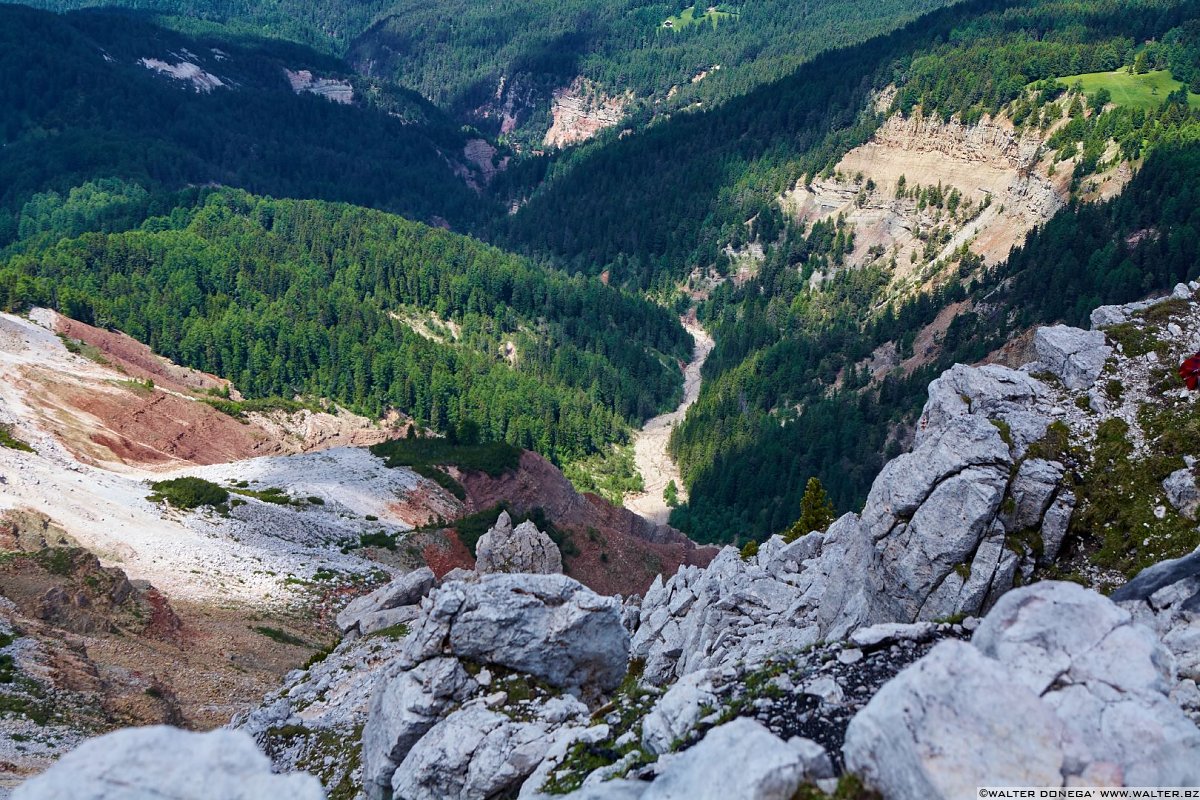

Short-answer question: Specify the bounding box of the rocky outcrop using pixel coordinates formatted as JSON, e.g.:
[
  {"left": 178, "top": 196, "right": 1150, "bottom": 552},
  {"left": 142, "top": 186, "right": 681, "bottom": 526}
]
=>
[
  {"left": 870, "top": 111, "right": 1044, "bottom": 171},
  {"left": 361, "top": 573, "right": 629, "bottom": 799},
  {"left": 362, "top": 656, "right": 476, "bottom": 795},
  {"left": 544, "top": 78, "right": 627, "bottom": 148},
  {"left": 139, "top": 58, "right": 224, "bottom": 93},
  {"left": 391, "top": 698, "right": 588, "bottom": 800},
  {"left": 1090, "top": 281, "right": 1195, "bottom": 328},
  {"left": 640, "top": 669, "right": 721, "bottom": 756},
  {"left": 630, "top": 357, "right": 1070, "bottom": 684},
  {"left": 13, "top": 726, "right": 323, "bottom": 799},
  {"left": 844, "top": 582, "right": 1200, "bottom": 795},
  {"left": 415, "top": 574, "right": 628, "bottom": 690},
  {"left": 335, "top": 567, "right": 436, "bottom": 638},
  {"left": 285, "top": 68, "right": 353, "bottom": 104},
  {"left": 458, "top": 449, "right": 716, "bottom": 595},
  {"left": 1031, "top": 325, "right": 1111, "bottom": 390},
  {"left": 476, "top": 512, "right": 562, "bottom": 575},
  {"left": 782, "top": 109, "right": 1072, "bottom": 271},
  {"left": 1116, "top": 550, "right": 1200, "bottom": 720}
]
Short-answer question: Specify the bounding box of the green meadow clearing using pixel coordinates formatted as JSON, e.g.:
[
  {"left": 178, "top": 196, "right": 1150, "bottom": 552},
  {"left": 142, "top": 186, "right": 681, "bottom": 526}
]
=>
[
  {"left": 1057, "top": 69, "right": 1200, "bottom": 110},
  {"left": 664, "top": 5, "right": 736, "bottom": 29}
]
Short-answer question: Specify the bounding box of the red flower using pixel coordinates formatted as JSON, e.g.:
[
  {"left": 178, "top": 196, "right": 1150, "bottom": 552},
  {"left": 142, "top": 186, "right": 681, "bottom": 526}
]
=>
[{"left": 1180, "top": 354, "right": 1200, "bottom": 390}]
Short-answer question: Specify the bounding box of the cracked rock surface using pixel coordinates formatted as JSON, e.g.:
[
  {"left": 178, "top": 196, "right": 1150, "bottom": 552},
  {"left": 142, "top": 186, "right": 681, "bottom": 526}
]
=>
[
  {"left": 476, "top": 511, "right": 563, "bottom": 575},
  {"left": 844, "top": 582, "right": 1200, "bottom": 797}
]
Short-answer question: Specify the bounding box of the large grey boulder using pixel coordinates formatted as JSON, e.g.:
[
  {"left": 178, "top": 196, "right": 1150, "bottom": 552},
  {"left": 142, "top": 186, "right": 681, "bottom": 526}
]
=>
[
  {"left": 422, "top": 573, "right": 630, "bottom": 691},
  {"left": 476, "top": 512, "right": 563, "bottom": 575},
  {"left": 640, "top": 718, "right": 830, "bottom": 800},
  {"left": 845, "top": 582, "right": 1200, "bottom": 798},
  {"left": 336, "top": 567, "right": 436, "bottom": 637},
  {"left": 14, "top": 726, "right": 324, "bottom": 800},
  {"left": 979, "top": 583, "right": 1200, "bottom": 786},
  {"left": 363, "top": 574, "right": 629, "bottom": 799},
  {"left": 1033, "top": 324, "right": 1111, "bottom": 390},
  {"left": 844, "top": 639, "right": 1066, "bottom": 798},
  {"left": 1114, "top": 550, "right": 1200, "bottom": 688},
  {"left": 361, "top": 657, "right": 475, "bottom": 800},
  {"left": 390, "top": 700, "right": 586, "bottom": 800}
]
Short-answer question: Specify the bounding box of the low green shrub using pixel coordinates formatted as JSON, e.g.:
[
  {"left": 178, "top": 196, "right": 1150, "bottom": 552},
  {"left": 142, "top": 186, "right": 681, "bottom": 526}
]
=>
[{"left": 149, "top": 477, "right": 229, "bottom": 509}]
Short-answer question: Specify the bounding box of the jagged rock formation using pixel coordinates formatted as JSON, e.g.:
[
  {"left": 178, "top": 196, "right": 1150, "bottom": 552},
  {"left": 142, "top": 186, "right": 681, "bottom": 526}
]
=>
[
  {"left": 844, "top": 582, "right": 1200, "bottom": 794},
  {"left": 782, "top": 109, "right": 1071, "bottom": 274},
  {"left": 475, "top": 512, "right": 563, "bottom": 575},
  {"left": 1117, "top": 549, "right": 1200, "bottom": 719},
  {"left": 139, "top": 58, "right": 225, "bottom": 93},
  {"left": 359, "top": 573, "right": 628, "bottom": 798},
  {"left": 629, "top": 353, "right": 1088, "bottom": 683},
  {"left": 391, "top": 699, "right": 590, "bottom": 800},
  {"left": 458, "top": 450, "right": 716, "bottom": 595},
  {"left": 285, "top": 69, "right": 354, "bottom": 104},
  {"left": 13, "top": 726, "right": 323, "bottom": 799}
]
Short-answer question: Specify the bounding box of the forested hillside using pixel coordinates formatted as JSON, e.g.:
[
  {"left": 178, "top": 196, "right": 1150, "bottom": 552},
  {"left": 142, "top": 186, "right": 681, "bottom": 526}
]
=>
[
  {"left": 350, "top": 0, "right": 951, "bottom": 143},
  {"left": 13, "top": 0, "right": 387, "bottom": 54},
  {"left": 0, "top": 186, "right": 691, "bottom": 462},
  {"left": 660, "top": 0, "right": 1200, "bottom": 542},
  {"left": 503, "top": 0, "right": 1197, "bottom": 287},
  {"left": 0, "top": 5, "right": 489, "bottom": 236}
]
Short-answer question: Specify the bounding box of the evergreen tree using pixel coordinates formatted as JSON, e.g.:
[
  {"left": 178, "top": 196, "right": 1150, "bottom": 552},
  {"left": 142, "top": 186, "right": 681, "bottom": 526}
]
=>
[{"left": 783, "top": 477, "right": 836, "bottom": 542}]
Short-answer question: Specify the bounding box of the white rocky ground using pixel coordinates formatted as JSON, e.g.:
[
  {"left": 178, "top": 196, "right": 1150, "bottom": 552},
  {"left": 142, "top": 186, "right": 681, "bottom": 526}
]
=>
[
  {"left": 0, "top": 311, "right": 450, "bottom": 605},
  {"left": 624, "top": 323, "right": 713, "bottom": 525},
  {"left": 0, "top": 439, "right": 426, "bottom": 605}
]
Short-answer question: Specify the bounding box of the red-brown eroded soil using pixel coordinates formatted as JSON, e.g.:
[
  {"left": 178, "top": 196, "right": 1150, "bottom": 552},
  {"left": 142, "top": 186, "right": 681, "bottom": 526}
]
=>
[{"left": 24, "top": 312, "right": 400, "bottom": 470}]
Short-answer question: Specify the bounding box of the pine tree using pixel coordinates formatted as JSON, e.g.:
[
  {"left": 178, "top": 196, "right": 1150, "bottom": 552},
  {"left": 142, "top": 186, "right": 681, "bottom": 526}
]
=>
[{"left": 783, "top": 477, "right": 836, "bottom": 542}]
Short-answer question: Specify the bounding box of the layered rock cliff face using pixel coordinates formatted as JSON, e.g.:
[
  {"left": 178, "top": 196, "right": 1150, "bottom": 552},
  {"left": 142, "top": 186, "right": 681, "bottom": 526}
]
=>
[
  {"left": 543, "top": 78, "right": 627, "bottom": 149},
  {"left": 17, "top": 288, "right": 1200, "bottom": 799},
  {"left": 782, "top": 107, "right": 1130, "bottom": 286}
]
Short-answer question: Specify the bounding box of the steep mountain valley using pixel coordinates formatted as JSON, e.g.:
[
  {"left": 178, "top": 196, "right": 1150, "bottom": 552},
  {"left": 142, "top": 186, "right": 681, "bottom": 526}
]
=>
[{"left": 3, "top": 0, "right": 1200, "bottom": 796}]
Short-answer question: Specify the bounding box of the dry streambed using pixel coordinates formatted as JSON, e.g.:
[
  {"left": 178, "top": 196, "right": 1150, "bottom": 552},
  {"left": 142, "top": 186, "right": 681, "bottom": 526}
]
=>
[{"left": 624, "top": 322, "right": 713, "bottom": 525}]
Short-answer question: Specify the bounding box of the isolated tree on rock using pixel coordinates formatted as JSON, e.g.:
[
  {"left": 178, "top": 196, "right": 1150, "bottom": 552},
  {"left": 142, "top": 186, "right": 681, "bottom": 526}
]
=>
[{"left": 783, "top": 477, "right": 836, "bottom": 542}]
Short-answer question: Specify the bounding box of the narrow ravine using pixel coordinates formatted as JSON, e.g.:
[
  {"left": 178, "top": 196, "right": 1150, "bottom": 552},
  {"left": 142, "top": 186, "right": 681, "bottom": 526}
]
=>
[{"left": 624, "top": 320, "right": 714, "bottom": 525}]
